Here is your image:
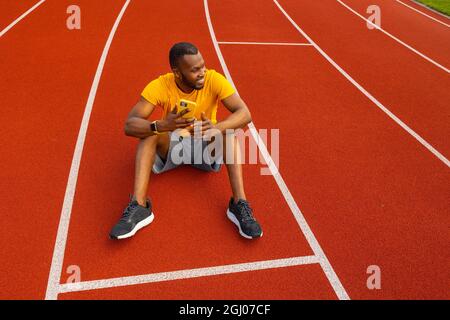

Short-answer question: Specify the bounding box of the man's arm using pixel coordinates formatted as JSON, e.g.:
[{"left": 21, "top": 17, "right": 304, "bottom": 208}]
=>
[
  {"left": 215, "top": 93, "right": 252, "bottom": 132},
  {"left": 125, "top": 97, "right": 194, "bottom": 138},
  {"left": 124, "top": 97, "right": 158, "bottom": 138}
]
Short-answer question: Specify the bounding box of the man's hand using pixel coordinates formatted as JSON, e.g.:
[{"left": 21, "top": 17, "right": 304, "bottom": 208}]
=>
[
  {"left": 157, "top": 105, "right": 195, "bottom": 132},
  {"left": 192, "top": 112, "right": 222, "bottom": 140}
]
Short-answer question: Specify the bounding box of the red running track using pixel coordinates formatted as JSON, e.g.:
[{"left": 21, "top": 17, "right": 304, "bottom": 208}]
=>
[
  {"left": 0, "top": 0, "right": 449, "bottom": 299},
  {"left": 57, "top": 0, "right": 331, "bottom": 300},
  {"left": 0, "top": 0, "right": 41, "bottom": 32},
  {"left": 214, "top": 0, "right": 449, "bottom": 299},
  {"left": 0, "top": 0, "right": 132, "bottom": 299}
]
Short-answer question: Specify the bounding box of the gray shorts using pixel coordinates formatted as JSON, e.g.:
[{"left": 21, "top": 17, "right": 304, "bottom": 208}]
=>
[{"left": 152, "top": 132, "right": 223, "bottom": 174}]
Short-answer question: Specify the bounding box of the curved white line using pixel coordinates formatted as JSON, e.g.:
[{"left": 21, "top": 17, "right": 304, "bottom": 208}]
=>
[
  {"left": 273, "top": 0, "right": 450, "bottom": 168},
  {"left": 337, "top": 0, "right": 449, "bottom": 73},
  {"left": 0, "top": 0, "right": 46, "bottom": 38},
  {"left": 204, "top": 0, "right": 350, "bottom": 300},
  {"left": 45, "top": 0, "right": 132, "bottom": 300},
  {"left": 396, "top": 0, "right": 450, "bottom": 28}
]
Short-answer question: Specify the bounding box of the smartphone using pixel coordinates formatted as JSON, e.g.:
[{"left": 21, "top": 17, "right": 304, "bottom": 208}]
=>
[{"left": 178, "top": 99, "right": 197, "bottom": 119}]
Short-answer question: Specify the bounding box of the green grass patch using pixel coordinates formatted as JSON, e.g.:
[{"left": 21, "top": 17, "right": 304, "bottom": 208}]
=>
[{"left": 415, "top": 0, "right": 450, "bottom": 16}]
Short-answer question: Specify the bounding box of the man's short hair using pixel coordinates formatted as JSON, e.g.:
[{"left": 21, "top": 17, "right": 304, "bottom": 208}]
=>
[{"left": 169, "top": 42, "right": 199, "bottom": 69}]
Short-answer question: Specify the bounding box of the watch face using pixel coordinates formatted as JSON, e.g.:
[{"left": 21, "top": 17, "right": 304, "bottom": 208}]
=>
[{"left": 151, "top": 122, "right": 157, "bottom": 132}]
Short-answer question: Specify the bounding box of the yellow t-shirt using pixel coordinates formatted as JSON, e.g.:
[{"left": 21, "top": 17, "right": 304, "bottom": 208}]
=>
[{"left": 141, "top": 69, "right": 235, "bottom": 124}]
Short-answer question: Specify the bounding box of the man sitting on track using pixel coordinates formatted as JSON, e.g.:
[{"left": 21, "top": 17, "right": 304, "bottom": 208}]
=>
[{"left": 109, "top": 42, "right": 263, "bottom": 240}]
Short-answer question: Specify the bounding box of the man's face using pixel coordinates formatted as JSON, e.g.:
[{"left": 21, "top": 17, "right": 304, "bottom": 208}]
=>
[{"left": 175, "top": 52, "right": 206, "bottom": 90}]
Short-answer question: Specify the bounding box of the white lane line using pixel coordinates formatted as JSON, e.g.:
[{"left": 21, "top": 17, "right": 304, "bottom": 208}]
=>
[
  {"left": 397, "top": 0, "right": 450, "bottom": 28},
  {"left": 337, "top": 0, "right": 449, "bottom": 73},
  {"left": 59, "top": 256, "right": 319, "bottom": 293},
  {"left": 204, "top": 0, "right": 350, "bottom": 301},
  {"left": 411, "top": 0, "right": 450, "bottom": 21},
  {"left": 45, "top": 0, "right": 132, "bottom": 301},
  {"left": 218, "top": 41, "right": 313, "bottom": 46},
  {"left": 0, "top": 0, "right": 46, "bottom": 38},
  {"left": 274, "top": 0, "right": 450, "bottom": 168}
]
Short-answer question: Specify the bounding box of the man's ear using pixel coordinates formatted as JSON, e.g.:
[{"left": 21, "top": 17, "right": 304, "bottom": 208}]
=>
[{"left": 173, "top": 67, "right": 181, "bottom": 79}]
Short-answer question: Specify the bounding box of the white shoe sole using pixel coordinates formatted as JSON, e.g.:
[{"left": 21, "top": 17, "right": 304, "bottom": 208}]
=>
[
  {"left": 115, "top": 213, "right": 154, "bottom": 240},
  {"left": 226, "top": 209, "right": 263, "bottom": 239}
]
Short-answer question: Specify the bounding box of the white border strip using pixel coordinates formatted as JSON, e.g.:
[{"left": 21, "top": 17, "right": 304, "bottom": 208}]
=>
[
  {"left": 411, "top": 0, "right": 450, "bottom": 20},
  {"left": 59, "top": 256, "right": 319, "bottom": 293},
  {"left": 45, "top": 0, "right": 132, "bottom": 300},
  {"left": 205, "top": 0, "right": 350, "bottom": 300},
  {"left": 0, "top": 0, "right": 46, "bottom": 38},
  {"left": 274, "top": 0, "right": 450, "bottom": 168},
  {"left": 397, "top": 0, "right": 450, "bottom": 28},
  {"left": 218, "top": 41, "right": 313, "bottom": 46},
  {"left": 337, "top": 0, "right": 449, "bottom": 73}
]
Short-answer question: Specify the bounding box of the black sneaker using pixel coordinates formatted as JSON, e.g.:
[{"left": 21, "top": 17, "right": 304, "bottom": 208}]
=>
[
  {"left": 109, "top": 198, "right": 154, "bottom": 239},
  {"left": 227, "top": 198, "right": 263, "bottom": 239}
]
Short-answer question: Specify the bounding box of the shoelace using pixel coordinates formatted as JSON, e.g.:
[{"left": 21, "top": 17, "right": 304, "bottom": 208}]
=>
[
  {"left": 237, "top": 201, "right": 254, "bottom": 222},
  {"left": 120, "top": 202, "right": 138, "bottom": 222}
]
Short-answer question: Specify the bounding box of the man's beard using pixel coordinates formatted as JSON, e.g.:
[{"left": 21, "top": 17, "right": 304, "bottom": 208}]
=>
[{"left": 181, "top": 73, "right": 204, "bottom": 90}]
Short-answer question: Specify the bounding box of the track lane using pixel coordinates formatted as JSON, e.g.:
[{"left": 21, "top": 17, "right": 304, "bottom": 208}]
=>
[
  {"left": 56, "top": 0, "right": 326, "bottom": 299},
  {"left": 0, "top": 0, "right": 127, "bottom": 299},
  {"left": 396, "top": 0, "right": 450, "bottom": 27},
  {"left": 209, "top": 0, "right": 306, "bottom": 43},
  {"left": 340, "top": 0, "right": 450, "bottom": 68},
  {"left": 278, "top": 0, "right": 450, "bottom": 159}
]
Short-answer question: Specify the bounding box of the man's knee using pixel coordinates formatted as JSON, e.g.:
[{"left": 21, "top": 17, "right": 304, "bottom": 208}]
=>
[{"left": 136, "top": 136, "right": 160, "bottom": 157}]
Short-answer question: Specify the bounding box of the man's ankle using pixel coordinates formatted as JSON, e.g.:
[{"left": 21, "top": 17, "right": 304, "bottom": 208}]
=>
[
  {"left": 132, "top": 195, "right": 147, "bottom": 207},
  {"left": 232, "top": 196, "right": 246, "bottom": 204}
]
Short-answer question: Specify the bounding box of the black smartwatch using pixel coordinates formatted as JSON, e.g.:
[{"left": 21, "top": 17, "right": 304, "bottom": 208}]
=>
[{"left": 150, "top": 120, "right": 160, "bottom": 134}]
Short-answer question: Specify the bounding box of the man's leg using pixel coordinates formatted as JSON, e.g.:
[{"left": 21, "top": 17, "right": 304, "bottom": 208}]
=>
[
  {"left": 109, "top": 133, "right": 170, "bottom": 239},
  {"left": 222, "top": 132, "right": 263, "bottom": 239},
  {"left": 222, "top": 133, "right": 246, "bottom": 202},
  {"left": 133, "top": 133, "right": 169, "bottom": 206}
]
